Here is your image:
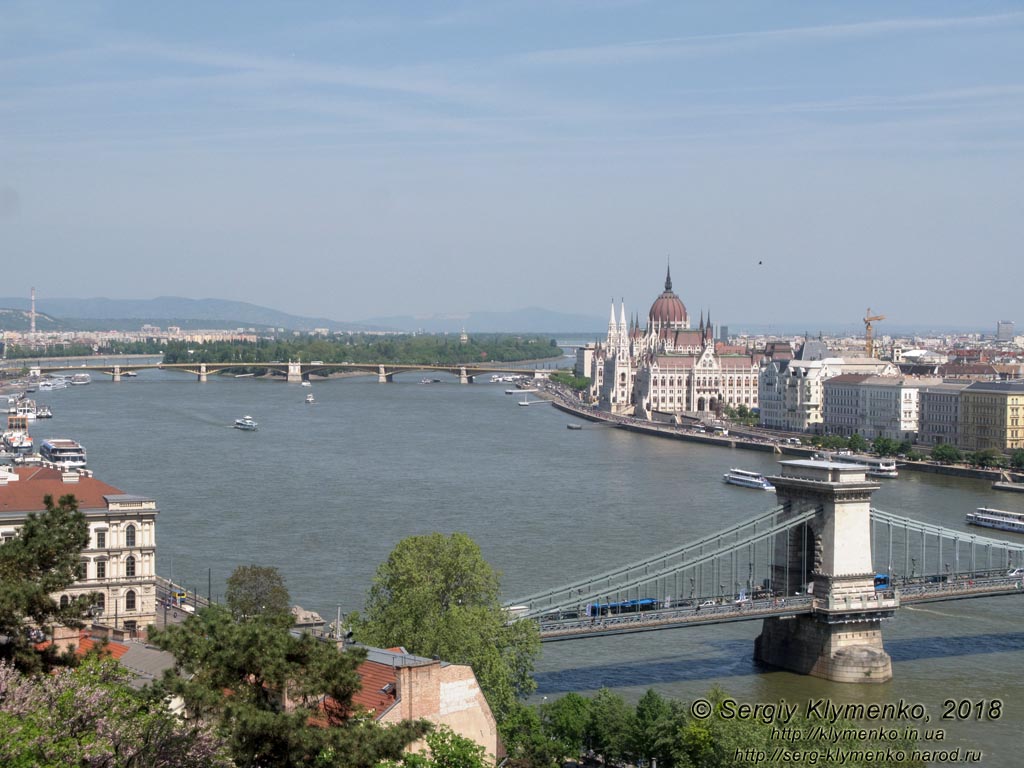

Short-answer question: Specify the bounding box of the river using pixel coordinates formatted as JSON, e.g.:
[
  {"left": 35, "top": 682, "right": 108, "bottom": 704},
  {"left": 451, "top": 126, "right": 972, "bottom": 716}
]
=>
[{"left": 26, "top": 367, "right": 1024, "bottom": 765}]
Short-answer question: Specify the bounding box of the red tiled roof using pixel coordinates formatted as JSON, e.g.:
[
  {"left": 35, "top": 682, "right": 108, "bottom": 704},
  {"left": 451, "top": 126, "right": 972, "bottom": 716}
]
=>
[
  {"left": 0, "top": 467, "right": 124, "bottom": 513},
  {"left": 351, "top": 659, "right": 398, "bottom": 715},
  {"left": 77, "top": 632, "right": 129, "bottom": 660}
]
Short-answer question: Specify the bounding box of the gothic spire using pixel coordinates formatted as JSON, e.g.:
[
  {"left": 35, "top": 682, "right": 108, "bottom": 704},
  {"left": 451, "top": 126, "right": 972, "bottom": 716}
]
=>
[{"left": 665, "top": 261, "right": 673, "bottom": 292}]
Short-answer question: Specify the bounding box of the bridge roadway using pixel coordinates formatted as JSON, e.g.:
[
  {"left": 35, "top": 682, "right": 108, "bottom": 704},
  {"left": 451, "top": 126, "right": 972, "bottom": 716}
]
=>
[{"left": 534, "top": 574, "right": 1024, "bottom": 641}]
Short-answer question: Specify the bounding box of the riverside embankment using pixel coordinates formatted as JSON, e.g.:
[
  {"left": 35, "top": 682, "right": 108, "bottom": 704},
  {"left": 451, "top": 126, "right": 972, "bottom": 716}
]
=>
[{"left": 542, "top": 385, "right": 1024, "bottom": 485}]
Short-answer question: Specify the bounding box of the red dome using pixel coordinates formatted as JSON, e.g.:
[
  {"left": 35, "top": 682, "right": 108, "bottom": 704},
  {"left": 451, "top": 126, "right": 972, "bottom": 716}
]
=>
[{"left": 648, "top": 267, "right": 688, "bottom": 328}]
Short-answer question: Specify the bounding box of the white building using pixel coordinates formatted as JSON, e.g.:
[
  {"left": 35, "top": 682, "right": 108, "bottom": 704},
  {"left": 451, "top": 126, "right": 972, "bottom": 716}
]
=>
[
  {"left": 589, "top": 268, "right": 759, "bottom": 419},
  {"left": 0, "top": 465, "right": 158, "bottom": 634},
  {"left": 758, "top": 342, "right": 898, "bottom": 433},
  {"left": 823, "top": 375, "right": 939, "bottom": 442}
]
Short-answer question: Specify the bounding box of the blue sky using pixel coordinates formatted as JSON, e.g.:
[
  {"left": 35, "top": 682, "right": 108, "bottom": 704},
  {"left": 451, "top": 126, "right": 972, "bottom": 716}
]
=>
[{"left": 2, "top": 1, "right": 1022, "bottom": 331}]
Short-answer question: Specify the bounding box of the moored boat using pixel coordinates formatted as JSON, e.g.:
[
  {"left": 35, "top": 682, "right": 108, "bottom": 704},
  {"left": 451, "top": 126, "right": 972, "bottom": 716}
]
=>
[
  {"left": 70, "top": 373, "right": 91, "bottom": 385},
  {"left": 234, "top": 415, "right": 258, "bottom": 431},
  {"left": 35, "top": 405, "right": 53, "bottom": 419},
  {"left": 723, "top": 468, "right": 775, "bottom": 491},
  {"left": 305, "top": 393, "right": 315, "bottom": 404},
  {"left": 966, "top": 507, "right": 1024, "bottom": 534},
  {"left": 39, "top": 438, "right": 87, "bottom": 469}
]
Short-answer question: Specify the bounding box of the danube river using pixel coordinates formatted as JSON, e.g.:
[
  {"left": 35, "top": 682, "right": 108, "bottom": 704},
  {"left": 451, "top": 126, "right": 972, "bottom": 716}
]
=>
[{"left": 32, "top": 368, "right": 1024, "bottom": 764}]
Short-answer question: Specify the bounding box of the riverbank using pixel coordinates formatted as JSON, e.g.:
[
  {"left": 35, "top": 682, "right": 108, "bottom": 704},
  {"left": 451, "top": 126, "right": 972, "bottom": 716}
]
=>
[{"left": 540, "top": 385, "right": 1024, "bottom": 485}]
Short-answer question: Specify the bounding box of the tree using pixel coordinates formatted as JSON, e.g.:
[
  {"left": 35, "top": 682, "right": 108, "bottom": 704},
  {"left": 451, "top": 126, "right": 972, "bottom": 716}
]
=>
[
  {"left": 633, "top": 688, "right": 672, "bottom": 765},
  {"left": 0, "top": 494, "right": 92, "bottom": 672},
  {"left": 847, "top": 433, "right": 869, "bottom": 453},
  {"left": 872, "top": 437, "right": 900, "bottom": 456},
  {"left": 0, "top": 655, "right": 229, "bottom": 767},
  {"left": 540, "top": 692, "right": 592, "bottom": 760},
  {"left": 931, "top": 444, "right": 962, "bottom": 464},
  {"left": 351, "top": 532, "right": 541, "bottom": 722},
  {"left": 1010, "top": 449, "right": 1024, "bottom": 469},
  {"left": 969, "top": 448, "right": 1005, "bottom": 468},
  {"left": 150, "top": 604, "right": 428, "bottom": 768},
  {"left": 584, "top": 688, "right": 636, "bottom": 765},
  {"left": 225, "top": 564, "right": 292, "bottom": 622},
  {"left": 376, "top": 727, "right": 490, "bottom": 768}
]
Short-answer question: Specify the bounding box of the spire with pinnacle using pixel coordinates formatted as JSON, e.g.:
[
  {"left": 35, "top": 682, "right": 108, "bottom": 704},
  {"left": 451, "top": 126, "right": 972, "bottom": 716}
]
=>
[{"left": 665, "top": 261, "right": 673, "bottom": 292}]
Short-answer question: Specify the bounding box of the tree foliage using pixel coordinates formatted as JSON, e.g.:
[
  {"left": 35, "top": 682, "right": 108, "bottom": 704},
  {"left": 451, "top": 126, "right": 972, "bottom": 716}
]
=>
[
  {"left": 351, "top": 532, "right": 541, "bottom": 722},
  {"left": 0, "top": 655, "right": 229, "bottom": 767},
  {"left": 225, "top": 564, "right": 292, "bottom": 622},
  {"left": 150, "top": 605, "right": 428, "bottom": 768},
  {"left": 930, "top": 444, "right": 962, "bottom": 464},
  {"left": 0, "top": 494, "right": 92, "bottom": 672},
  {"left": 375, "top": 727, "right": 490, "bottom": 768}
]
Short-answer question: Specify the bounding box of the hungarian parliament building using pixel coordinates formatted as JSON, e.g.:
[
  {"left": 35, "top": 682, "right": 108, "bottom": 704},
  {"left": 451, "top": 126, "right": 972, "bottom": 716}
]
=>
[{"left": 583, "top": 267, "right": 760, "bottom": 419}]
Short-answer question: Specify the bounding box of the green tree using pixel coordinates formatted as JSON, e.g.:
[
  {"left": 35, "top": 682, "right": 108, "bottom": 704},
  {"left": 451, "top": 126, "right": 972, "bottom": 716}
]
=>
[
  {"left": 499, "top": 701, "right": 561, "bottom": 768},
  {"left": 872, "top": 437, "right": 900, "bottom": 456},
  {"left": 225, "top": 564, "right": 292, "bottom": 622},
  {"left": 150, "top": 604, "right": 428, "bottom": 768},
  {"left": 540, "top": 692, "right": 593, "bottom": 760},
  {"left": 376, "top": 727, "right": 490, "bottom": 768},
  {"left": 0, "top": 494, "right": 92, "bottom": 672},
  {"left": 968, "top": 448, "right": 1005, "bottom": 468},
  {"left": 633, "top": 688, "right": 672, "bottom": 765},
  {"left": 0, "top": 655, "right": 229, "bottom": 767},
  {"left": 351, "top": 532, "right": 541, "bottom": 722},
  {"left": 1010, "top": 449, "right": 1024, "bottom": 469},
  {"left": 847, "top": 433, "right": 869, "bottom": 453},
  {"left": 931, "top": 444, "right": 962, "bottom": 464},
  {"left": 585, "top": 688, "right": 636, "bottom": 765}
]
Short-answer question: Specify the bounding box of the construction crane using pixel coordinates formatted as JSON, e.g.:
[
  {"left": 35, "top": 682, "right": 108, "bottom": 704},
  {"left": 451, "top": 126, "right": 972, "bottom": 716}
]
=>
[{"left": 864, "top": 308, "right": 885, "bottom": 358}]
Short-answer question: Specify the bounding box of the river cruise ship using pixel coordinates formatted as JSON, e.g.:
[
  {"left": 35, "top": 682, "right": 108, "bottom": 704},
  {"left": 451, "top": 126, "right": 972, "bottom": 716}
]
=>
[
  {"left": 966, "top": 507, "right": 1024, "bottom": 535},
  {"left": 39, "top": 438, "right": 88, "bottom": 469},
  {"left": 723, "top": 468, "right": 775, "bottom": 491},
  {"left": 814, "top": 452, "right": 898, "bottom": 478}
]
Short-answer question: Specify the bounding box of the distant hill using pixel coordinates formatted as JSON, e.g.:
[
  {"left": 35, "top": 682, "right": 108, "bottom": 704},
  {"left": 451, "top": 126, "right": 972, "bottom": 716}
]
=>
[
  {"left": 0, "top": 296, "right": 374, "bottom": 333},
  {"left": 0, "top": 308, "right": 66, "bottom": 332},
  {"left": 363, "top": 307, "right": 605, "bottom": 335}
]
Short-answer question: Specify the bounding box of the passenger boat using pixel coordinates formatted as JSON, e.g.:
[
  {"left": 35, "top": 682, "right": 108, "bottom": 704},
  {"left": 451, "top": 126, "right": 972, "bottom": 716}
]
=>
[
  {"left": 301, "top": 381, "right": 312, "bottom": 388},
  {"left": 12, "top": 399, "right": 37, "bottom": 420},
  {"left": 566, "top": 423, "right": 583, "bottom": 430},
  {"left": 813, "top": 452, "right": 898, "bottom": 478},
  {"left": 70, "top": 373, "right": 91, "bottom": 385},
  {"left": 39, "top": 438, "right": 87, "bottom": 469},
  {"left": 37, "top": 380, "right": 54, "bottom": 391},
  {"left": 35, "top": 405, "right": 53, "bottom": 419},
  {"left": 966, "top": 507, "right": 1024, "bottom": 535},
  {"left": 305, "top": 393, "right": 315, "bottom": 404},
  {"left": 723, "top": 468, "right": 775, "bottom": 491},
  {"left": 1, "top": 414, "right": 33, "bottom": 454},
  {"left": 234, "top": 415, "right": 258, "bottom": 431}
]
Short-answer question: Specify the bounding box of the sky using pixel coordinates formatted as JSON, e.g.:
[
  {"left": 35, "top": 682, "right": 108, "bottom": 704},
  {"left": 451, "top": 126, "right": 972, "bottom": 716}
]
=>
[{"left": 1, "top": 1, "right": 1022, "bottom": 332}]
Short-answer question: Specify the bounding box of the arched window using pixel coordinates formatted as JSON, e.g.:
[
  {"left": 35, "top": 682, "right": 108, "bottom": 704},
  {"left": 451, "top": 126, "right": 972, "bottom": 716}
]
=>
[
  {"left": 60, "top": 594, "right": 69, "bottom": 608},
  {"left": 125, "top": 525, "right": 136, "bottom": 548},
  {"left": 125, "top": 555, "right": 136, "bottom": 578},
  {"left": 125, "top": 590, "right": 136, "bottom": 611}
]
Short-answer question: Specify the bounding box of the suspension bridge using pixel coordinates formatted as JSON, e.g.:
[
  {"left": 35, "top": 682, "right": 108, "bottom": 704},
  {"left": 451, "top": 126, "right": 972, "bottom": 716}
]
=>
[{"left": 505, "top": 458, "right": 1024, "bottom": 683}]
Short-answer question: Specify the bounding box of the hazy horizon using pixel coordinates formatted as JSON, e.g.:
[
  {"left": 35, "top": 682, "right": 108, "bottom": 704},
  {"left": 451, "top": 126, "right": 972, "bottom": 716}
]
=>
[{"left": 3, "top": 2, "right": 1022, "bottom": 329}]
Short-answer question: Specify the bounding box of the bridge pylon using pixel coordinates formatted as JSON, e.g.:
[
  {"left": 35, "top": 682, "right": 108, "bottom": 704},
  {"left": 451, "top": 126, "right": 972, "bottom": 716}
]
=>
[
  {"left": 755, "top": 459, "right": 894, "bottom": 683},
  {"left": 287, "top": 360, "right": 303, "bottom": 384},
  {"left": 198, "top": 364, "right": 207, "bottom": 383},
  {"left": 113, "top": 365, "right": 121, "bottom": 382},
  {"left": 377, "top": 365, "right": 393, "bottom": 383}
]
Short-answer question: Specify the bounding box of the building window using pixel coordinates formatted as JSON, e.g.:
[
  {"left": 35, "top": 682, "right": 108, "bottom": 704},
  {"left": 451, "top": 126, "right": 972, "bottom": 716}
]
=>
[
  {"left": 125, "top": 525, "right": 136, "bottom": 548},
  {"left": 125, "top": 590, "right": 136, "bottom": 611},
  {"left": 94, "top": 593, "right": 105, "bottom": 611},
  {"left": 125, "top": 555, "right": 136, "bottom": 578},
  {"left": 60, "top": 595, "right": 69, "bottom": 608},
  {"left": 96, "top": 530, "right": 106, "bottom": 549},
  {"left": 77, "top": 560, "right": 87, "bottom": 580},
  {"left": 96, "top": 560, "right": 106, "bottom": 579}
]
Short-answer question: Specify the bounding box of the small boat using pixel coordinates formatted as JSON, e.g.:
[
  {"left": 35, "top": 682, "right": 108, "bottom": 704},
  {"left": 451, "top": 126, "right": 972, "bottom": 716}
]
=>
[
  {"left": 566, "top": 424, "right": 583, "bottom": 430},
  {"left": 234, "top": 415, "right": 258, "bottom": 431},
  {"left": 301, "top": 381, "right": 312, "bottom": 388},
  {"left": 966, "top": 508, "right": 1024, "bottom": 534},
  {"left": 723, "top": 468, "right": 775, "bottom": 491},
  {"left": 123, "top": 370, "right": 138, "bottom": 378},
  {"left": 305, "top": 393, "right": 315, "bottom": 404},
  {"left": 35, "top": 405, "right": 53, "bottom": 419},
  {"left": 39, "top": 438, "right": 87, "bottom": 469},
  {"left": 70, "top": 373, "right": 91, "bottom": 385},
  {"left": 37, "top": 380, "right": 54, "bottom": 391}
]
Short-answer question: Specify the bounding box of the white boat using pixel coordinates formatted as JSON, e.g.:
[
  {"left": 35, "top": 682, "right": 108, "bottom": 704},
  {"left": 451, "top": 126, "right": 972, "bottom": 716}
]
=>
[
  {"left": 966, "top": 508, "right": 1024, "bottom": 535},
  {"left": 301, "top": 381, "right": 312, "bottom": 388},
  {"left": 2, "top": 414, "right": 33, "bottom": 454},
  {"left": 234, "top": 415, "right": 258, "bottom": 431},
  {"left": 35, "top": 405, "right": 53, "bottom": 419},
  {"left": 723, "top": 468, "right": 775, "bottom": 491},
  {"left": 39, "top": 438, "right": 87, "bottom": 469},
  {"left": 123, "top": 370, "right": 138, "bottom": 378},
  {"left": 814, "top": 452, "right": 898, "bottom": 478},
  {"left": 70, "top": 373, "right": 91, "bottom": 385},
  {"left": 305, "top": 393, "right": 315, "bottom": 404},
  {"left": 12, "top": 399, "right": 37, "bottom": 421},
  {"left": 37, "top": 380, "right": 54, "bottom": 391}
]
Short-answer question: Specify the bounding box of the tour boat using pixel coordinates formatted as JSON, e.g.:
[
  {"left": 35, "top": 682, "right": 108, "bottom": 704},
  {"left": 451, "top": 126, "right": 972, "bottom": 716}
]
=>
[
  {"left": 35, "top": 405, "right": 53, "bottom": 419},
  {"left": 234, "top": 415, "right": 258, "bottom": 431},
  {"left": 722, "top": 468, "right": 775, "bottom": 491},
  {"left": 566, "top": 424, "right": 583, "bottom": 430},
  {"left": 39, "top": 438, "right": 88, "bottom": 469},
  {"left": 813, "top": 452, "right": 898, "bottom": 478},
  {"left": 966, "top": 507, "right": 1024, "bottom": 535},
  {"left": 70, "top": 373, "right": 91, "bottom": 385}
]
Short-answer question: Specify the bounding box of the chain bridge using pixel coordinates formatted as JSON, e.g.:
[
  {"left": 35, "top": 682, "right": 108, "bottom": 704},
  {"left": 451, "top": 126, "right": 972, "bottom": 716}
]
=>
[{"left": 506, "top": 458, "right": 1024, "bottom": 683}]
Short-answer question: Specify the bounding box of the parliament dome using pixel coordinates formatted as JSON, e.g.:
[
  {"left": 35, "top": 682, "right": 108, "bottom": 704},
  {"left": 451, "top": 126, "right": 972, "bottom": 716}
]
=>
[{"left": 648, "top": 266, "right": 688, "bottom": 329}]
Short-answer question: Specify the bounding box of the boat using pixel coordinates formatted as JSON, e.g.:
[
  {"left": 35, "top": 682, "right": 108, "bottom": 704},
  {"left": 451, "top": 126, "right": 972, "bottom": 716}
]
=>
[
  {"left": 813, "top": 452, "right": 898, "bottom": 478},
  {"left": 234, "top": 415, "right": 258, "bottom": 431},
  {"left": 12, "top": 399, "right": 37, "bottom": 420},
  {"left": 70, "top": 373, "right": 91, "bottom": 385},
  {"left": 37, "top": 380, "right": 54, "bottom": 391},
  {"left": 1, "top": 414, "right": 33, "bottom": 455},
  {"left": 305, "top": 393, "right": 315, "bottom": 404},
  {"left": 993, "top": 479, "right": 1024, "bottom": 494},
  {"left": 301, "top": 381, "right": 312, "bottom": 388},
  {"left": 39, "top": 438, "right": 87, "bottom": 469},
  {"left": 723, "top": 468, "right": 775, "bottom": 491},
  {"left": 567, "top": 424, "right": 583, "bottom": 430},
  {"left": 123, "top": 370, "right": 138, "bottom": 378},
  {"left": 966, "top": 507, "right": 1024, "bottom": 534},
  {"left": 35, "top": 405, "right": 53, "bottom": 419}
]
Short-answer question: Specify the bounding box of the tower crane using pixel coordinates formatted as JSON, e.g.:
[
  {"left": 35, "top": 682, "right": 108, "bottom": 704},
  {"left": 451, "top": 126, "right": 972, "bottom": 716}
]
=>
[{"left": 864, "top": 308, "right": 885, "bottom": 358}]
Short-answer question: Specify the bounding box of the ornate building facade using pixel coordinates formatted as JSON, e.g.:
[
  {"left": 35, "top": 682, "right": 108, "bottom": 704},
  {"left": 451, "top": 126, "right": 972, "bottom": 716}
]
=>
[{"left": 589, "top": 268, "right": 759, "bottom": 419}]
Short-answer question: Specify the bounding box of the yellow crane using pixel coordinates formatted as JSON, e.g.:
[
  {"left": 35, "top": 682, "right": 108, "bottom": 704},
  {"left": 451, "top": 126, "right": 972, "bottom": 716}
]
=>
[{"left": 864, "top": 308, "right": 885, "bottom": 358}]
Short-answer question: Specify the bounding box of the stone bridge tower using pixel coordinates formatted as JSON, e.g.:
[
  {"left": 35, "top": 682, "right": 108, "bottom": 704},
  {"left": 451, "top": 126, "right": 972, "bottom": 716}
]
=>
[{"left": 755, "top": 459, "right": 896, "bottom": 683}]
